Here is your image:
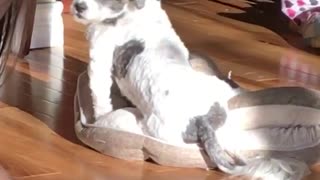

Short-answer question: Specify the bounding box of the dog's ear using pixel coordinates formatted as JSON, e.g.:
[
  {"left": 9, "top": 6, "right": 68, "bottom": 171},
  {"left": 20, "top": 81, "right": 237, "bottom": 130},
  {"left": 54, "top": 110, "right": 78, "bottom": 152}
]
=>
[{"left": 130, "top": 0, "right": 145, "bottom": 9}]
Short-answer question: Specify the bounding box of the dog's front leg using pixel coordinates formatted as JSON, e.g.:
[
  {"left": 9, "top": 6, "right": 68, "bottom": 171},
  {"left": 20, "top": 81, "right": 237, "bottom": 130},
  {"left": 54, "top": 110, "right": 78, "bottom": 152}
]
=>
[{"left": 88, "top": 46, "right": 114, "bottom": 119}]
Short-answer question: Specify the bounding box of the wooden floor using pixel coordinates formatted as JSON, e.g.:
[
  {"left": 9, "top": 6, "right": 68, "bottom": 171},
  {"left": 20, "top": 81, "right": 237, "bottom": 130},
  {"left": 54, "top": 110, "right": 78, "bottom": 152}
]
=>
[{"left": 0, "top": 0, "right": 320, "bottom": 179}]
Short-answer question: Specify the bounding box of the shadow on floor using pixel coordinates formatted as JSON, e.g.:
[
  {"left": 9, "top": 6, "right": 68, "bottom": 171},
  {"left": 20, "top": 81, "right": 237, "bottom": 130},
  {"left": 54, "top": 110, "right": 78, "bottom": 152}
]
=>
[{"left": 210, "top": 0, "right": 320, "bottom": 55}]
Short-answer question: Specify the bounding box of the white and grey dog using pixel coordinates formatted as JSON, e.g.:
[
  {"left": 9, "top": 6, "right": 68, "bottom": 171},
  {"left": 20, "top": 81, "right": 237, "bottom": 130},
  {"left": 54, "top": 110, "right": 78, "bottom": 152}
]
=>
[
  {"left": 71, "top": 0, "right": 307, "bottom": 179},
  {"left": 71, "top": 0, "right": 238, "bottom": 145}
]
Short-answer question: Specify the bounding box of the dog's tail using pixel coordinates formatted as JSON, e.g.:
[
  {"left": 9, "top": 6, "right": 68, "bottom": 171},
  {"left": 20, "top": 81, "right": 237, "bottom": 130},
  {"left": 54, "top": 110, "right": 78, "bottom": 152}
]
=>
[{"left": 221, "top": 157, "right": 311, "bottom": 180}]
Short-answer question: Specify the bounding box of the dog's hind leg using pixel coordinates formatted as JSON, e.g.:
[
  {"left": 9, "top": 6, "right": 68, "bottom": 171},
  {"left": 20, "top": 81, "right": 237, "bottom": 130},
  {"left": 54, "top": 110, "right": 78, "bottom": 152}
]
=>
[
  {"left": 183, "top": 102, "right": 246, "bottom": 170},
  {"left": 188, "top": 52, "right": 242, "bottom": 90}
]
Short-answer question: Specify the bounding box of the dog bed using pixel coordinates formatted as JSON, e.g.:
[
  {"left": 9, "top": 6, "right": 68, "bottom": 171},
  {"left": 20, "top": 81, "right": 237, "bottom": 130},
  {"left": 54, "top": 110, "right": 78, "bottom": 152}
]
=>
[
  {"left": 74, "top": 69, "right": 320, "bottom": 170},
  {"left": 74, "top": 71, "right": 215, "bottom": 168}
]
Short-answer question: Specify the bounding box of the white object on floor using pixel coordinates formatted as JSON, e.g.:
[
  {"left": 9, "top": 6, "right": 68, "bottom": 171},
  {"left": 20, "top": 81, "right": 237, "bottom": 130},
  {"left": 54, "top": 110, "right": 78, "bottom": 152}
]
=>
[{"left": 30, "top": 1, "right": 64, "bottom": 49}]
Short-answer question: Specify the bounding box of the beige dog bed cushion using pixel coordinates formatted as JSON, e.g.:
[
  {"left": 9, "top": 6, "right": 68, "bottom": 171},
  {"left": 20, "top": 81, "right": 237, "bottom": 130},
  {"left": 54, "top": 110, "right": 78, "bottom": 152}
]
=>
[
  {"left": 74, "top": 72, "right": 215, "bottom": 168},
  {"left": 74, "top": 71, "right": 320, "bottom": 169}
]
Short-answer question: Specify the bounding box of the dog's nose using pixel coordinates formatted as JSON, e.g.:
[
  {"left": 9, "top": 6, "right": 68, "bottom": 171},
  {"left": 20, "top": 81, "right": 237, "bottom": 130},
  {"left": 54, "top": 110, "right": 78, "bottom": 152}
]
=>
[{"left": 74, "top": 2, "right": 87, "bottom": 13}]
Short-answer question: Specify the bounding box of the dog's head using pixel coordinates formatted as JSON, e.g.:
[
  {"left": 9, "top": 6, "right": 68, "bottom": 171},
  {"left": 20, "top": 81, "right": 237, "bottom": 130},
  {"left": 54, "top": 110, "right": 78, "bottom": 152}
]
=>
[{"left": 71, "top": 0, "right": 145, "bottom": 24}]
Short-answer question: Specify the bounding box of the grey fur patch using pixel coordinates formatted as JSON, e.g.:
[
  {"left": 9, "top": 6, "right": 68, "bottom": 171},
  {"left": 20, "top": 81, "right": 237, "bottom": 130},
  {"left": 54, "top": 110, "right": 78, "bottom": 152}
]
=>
[
  {"left": 183, "top": 102, "right": 245, "bottom": 170},
  {"left": 198, "top": 102, "right": 227, "bottom": 130},
  {"left": 96, "top": 0, "right": 126, "bottom": 12},
  {"left": 189, "top": 52, "right": 240, "bottom": 89},
  {"left": 102, "top": 12, "right": 125, "bottom": 25},
  {"left": 110, "top": 78, "right": 135, "bottom": 108},
  {"left": 113, "top": 40, "right": 145, "bottom": 79},
  {"left": 130, "top": 0, "right": 145, "bottom": 9},
  {"left": 189, "top": 52, "right": 222, "bottom": 76},
  {"left": 156, "top": 39, "right": 189, "bottom": 65},
  {"left": 183, "top": 102, "right": 227, "bottom": 143}
]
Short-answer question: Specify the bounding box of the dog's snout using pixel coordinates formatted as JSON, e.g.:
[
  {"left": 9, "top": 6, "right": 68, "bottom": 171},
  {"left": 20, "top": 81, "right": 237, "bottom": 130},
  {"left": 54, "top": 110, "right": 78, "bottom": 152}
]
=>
[{"left": 74, "top": 2, "right": 88, "bottom": 13}]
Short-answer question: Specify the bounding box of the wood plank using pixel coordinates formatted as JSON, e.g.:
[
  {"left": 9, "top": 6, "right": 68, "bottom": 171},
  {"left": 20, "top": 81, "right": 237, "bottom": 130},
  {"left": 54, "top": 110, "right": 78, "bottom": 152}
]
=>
[{"left": 0, "top": 107, "right": 226, "bottom": 180}]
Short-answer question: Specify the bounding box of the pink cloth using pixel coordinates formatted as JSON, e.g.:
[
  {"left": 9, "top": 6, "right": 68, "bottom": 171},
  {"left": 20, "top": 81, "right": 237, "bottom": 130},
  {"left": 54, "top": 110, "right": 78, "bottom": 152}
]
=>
[{"left": 282, "top": 0, "right": 320, "bottom": 20}]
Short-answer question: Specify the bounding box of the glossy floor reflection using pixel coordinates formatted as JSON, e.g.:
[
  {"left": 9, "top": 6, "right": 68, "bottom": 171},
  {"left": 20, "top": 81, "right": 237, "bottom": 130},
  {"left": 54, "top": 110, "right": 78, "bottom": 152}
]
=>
[{"left": 0, "top": 0, "right": 319, "bottom": 179}]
